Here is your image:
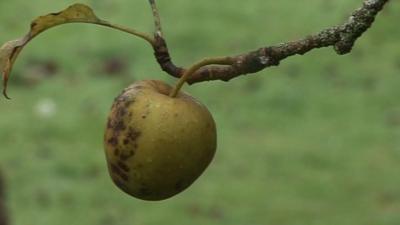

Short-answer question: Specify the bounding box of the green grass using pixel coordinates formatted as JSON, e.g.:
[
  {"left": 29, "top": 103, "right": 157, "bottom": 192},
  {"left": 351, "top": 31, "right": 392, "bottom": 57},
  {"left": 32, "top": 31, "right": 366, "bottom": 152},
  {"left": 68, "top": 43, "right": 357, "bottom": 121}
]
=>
[{"left": 1, "top": 0, "right": 400, "bottom": 225}]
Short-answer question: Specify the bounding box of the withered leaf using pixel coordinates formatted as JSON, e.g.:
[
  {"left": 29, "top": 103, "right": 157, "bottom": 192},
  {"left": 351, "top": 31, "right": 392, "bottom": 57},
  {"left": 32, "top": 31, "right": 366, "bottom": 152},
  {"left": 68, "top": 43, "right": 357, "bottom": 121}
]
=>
[{"left": 0, "top": 3, "right": 104, "bottom": 99}]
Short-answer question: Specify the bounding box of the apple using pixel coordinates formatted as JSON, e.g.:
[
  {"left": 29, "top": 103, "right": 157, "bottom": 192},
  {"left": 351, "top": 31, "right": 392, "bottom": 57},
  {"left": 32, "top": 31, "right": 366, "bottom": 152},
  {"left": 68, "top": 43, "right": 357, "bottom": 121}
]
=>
[{"left": 104, "top": 80, "right": 217, "bottom": 201}]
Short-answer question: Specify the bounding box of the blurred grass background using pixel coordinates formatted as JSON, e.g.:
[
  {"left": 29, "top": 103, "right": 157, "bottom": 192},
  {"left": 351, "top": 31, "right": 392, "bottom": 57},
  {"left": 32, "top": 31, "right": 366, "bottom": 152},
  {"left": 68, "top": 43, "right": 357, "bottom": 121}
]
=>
[{"left": 1, "top": 0, "right": 400, "bottom": 224}]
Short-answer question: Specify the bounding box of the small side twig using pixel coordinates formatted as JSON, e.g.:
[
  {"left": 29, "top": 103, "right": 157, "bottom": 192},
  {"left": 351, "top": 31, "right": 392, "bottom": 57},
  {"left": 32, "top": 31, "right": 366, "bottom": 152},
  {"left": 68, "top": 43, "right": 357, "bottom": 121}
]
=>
[{"left": 151, "top": 0, "right": 389, "bottom": 84}]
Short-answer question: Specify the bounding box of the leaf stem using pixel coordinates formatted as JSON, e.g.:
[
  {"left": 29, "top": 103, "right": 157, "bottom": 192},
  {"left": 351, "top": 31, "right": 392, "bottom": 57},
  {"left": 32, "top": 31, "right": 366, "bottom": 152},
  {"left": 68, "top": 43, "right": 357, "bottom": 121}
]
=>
[{"left": 95, "top": 21, "right": 156, "bottom": 46}]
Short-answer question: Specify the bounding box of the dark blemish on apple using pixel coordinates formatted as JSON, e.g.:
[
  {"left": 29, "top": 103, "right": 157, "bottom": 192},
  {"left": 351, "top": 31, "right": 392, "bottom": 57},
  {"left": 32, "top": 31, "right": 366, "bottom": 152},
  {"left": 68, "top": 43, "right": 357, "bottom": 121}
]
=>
[
  {"left": 110, "top": 164, "right": 129, "bottom": 182},
  {"left": 114, "top": 121, "right": 126, "bottom": 131},
  {"left": 108, "top": 137, "right": 118, "bottom": 146},
  {"left": 114, "top": 148, "right": 120, "bottom": 156},
  {"left": 119, "top": 150, "right": 135, "bottom": 161},
  {"left": 115, "top": 107, "right": 127, "bottom": 118},
  {"left": 123, "top": 139, "right": 129, "bottom": 145},
  {"left": 127, "top": 128, "right": 141, "bottom": 142},
  {"left": 117, "top": 161, "right": 130, "bottom": 172},
  {"left": 174, "top": 113, "right": 178, "bottom": 117}
]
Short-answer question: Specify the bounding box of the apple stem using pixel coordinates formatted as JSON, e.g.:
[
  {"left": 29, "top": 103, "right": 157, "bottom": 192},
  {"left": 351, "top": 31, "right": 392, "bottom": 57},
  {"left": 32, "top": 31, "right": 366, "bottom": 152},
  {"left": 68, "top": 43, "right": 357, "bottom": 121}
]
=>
[{"left": 169, "top": 57, "right": 235, "bottom": 98}]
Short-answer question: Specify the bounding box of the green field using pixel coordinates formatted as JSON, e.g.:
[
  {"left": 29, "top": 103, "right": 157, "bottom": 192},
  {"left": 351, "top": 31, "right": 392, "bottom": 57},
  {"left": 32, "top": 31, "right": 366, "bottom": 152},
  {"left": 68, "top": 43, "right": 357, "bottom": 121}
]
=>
[{"left": 1, "top": 0, "right": 400, "bottom": 224}]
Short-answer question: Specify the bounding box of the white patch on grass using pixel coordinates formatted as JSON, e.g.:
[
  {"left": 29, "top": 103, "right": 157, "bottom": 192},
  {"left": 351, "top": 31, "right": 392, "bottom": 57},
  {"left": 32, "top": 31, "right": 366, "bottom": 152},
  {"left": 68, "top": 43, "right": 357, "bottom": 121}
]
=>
[{"left": 34, "top": 98, "right": 57, "bottom": 119}]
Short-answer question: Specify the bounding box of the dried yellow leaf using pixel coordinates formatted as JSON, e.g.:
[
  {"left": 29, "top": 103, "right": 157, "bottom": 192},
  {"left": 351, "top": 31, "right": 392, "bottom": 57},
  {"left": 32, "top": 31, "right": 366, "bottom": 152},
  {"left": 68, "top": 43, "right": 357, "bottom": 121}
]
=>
[{"left": 0, "top": 4, "right": 102, "bottom": 99}]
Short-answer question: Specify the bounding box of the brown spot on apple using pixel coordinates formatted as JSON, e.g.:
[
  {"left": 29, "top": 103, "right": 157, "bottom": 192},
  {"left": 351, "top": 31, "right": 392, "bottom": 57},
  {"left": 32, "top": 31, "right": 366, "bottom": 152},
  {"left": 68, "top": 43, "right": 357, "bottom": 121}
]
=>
[
  {"left": 127, "top": 128, "right": 141, "bottom": 142},
  {"left": 110, "top": 164, "right": 128, "bottom": 182},
  {"left": 123, "top": 139, "right": 129, "bottom": 145},
  {"left": 108, "top": 137, "right": 118, "bottom": 146},
  {"left": 119, "top": 150, "right": 135, "bottom": 161},
  {"left": 114, "top": 121, "right": 126, "bottom": 131},
  {"left": 114, "top": 148, "right": 120, "bottom": 156},
  {"left": 117, "top": 161, "right": 130, "bottom": 172}
]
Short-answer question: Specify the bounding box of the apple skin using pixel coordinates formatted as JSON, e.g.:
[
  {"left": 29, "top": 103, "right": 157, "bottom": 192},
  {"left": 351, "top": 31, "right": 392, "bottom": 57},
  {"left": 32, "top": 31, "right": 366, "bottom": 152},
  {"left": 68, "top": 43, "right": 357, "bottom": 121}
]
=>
[{"left": 104, "top": 80, "right": 217, "bottom": 201}]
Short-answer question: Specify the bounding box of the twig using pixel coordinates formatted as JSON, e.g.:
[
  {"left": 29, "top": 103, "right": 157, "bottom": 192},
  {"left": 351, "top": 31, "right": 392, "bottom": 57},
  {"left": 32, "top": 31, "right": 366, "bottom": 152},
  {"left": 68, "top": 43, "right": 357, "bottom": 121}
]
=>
[
  {"left": 152, "top": 0, "right": 390, "bottom": 84},
  {"left": 148, "top": 0, "right": 163, "bottom": 37}
]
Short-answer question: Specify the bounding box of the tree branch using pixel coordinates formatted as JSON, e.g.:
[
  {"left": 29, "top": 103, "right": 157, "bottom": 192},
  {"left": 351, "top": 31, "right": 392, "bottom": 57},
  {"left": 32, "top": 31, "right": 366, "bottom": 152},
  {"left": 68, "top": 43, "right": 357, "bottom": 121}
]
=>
[{"left": 152, "top": 0, "right": 389, "bottom": 84}]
